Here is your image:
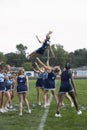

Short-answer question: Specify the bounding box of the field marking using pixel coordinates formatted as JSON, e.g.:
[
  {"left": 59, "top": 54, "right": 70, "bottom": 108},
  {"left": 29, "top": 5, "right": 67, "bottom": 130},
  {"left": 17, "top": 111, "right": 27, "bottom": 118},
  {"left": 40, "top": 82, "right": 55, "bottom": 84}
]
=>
[{"left": 37, "top": 94, "right": 52, "bottom": 130}]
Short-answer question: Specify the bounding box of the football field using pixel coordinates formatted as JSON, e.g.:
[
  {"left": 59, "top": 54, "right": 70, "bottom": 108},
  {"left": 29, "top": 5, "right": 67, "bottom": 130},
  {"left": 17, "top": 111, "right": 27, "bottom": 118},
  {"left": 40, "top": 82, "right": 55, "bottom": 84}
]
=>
[{"left": 0, "top": 79, "right": 87, "bottom": 130}]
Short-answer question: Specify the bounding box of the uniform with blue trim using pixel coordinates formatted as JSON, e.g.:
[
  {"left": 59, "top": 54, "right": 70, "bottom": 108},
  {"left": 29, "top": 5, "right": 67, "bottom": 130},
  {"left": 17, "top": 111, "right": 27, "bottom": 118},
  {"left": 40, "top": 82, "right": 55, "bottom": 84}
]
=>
[
  {"left": 0, "top": 73, "right": 5, "bottom": 92},
  {"left": 43, "top": 71, "right": 56, "bottom": 90},
  {"left": 5, "top": 79, "right": 13, "bottom": 91},
  {"left": 5, "top": 72, "right": 12, "bottom": 91},
  {"left": 59, "top": 67, "right": 74, "bottom": 93},
  {"left": 36, "top": 40, "right": 50, "bottom": 55},
  {"left": 17, "top": 75, "right": 27, "bottom": 93},
  {"left": 36, "top": 72, "right": 44, "bottom": 88}
]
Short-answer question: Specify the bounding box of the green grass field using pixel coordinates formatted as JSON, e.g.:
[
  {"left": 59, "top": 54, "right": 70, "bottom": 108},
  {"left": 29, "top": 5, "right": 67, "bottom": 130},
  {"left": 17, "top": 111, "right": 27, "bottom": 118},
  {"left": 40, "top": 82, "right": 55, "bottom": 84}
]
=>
[{"left": 0, "top": 79, "right": 87, "bottom": 130}]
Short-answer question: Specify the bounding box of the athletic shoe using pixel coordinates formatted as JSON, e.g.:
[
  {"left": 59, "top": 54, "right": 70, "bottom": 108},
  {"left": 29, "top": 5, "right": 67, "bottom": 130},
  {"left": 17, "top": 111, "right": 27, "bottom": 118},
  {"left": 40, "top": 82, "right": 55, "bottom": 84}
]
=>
[
  {"left": 55, "top": 113, "right": 62, "bottom": 117},
  {"left": 26, "top": 109, "right": 31, "bottom": 114},
  {"left": 41, "top": 105, "right": 46, "bottom": 108},
  {"left": 0, "top": 108, "right": 8, "bottom": 113},
  {"left": 77, "top": 110, "right": 82, "bottom": 115},
  {"left": 38, "top": 102, "right": 41, "bottom": 106},
  {"left": 28, "top": 109, "right": 31, "bottom": 113},
  {"left": 9, "top": 105, "right": 13, "bottom": 109},
  {"left": 61, "top": 103, "right": 65, "bottom": 107},
  {"left": 4, "top": 107, "right": 9, "bottom": 111},
  {"left": 19, "top": 113, "right": 22, "bottom": 116},
  {"left": 46, "top": 102, "right": 50, "bottom": 107}
]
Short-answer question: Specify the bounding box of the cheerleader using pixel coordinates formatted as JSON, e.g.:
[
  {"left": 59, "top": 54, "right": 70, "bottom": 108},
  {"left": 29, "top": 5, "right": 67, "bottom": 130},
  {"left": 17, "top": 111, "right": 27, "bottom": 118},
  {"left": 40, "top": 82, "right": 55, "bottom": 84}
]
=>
[
  {"left": 36, "top": 57, "right": 60, "bottom": 108},
  {"left": 27, "top": 31, "right": 55, "bottom": 59},
  {"left": 4, "top": 73, "right": 13, "bottom": 111},
  {"left": 55, "top": 63, "right": 82, "bottom": 117},
  {"left": 33, "top": 66, "right": 44, "bottom": 105},
  {"left": 0, "top": 64, "right": 7, "bottom": 113},
  {"left": 5, "top": 65, "right": 15, "bottom": 109},
  {"left": 16, "top": 69, "right": 31, "bottom": 116}
]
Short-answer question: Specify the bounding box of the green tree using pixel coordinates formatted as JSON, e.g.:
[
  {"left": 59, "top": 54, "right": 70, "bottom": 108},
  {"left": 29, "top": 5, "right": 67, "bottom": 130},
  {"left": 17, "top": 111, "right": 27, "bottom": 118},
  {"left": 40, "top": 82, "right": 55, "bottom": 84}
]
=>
[
  {"left": 67, "top": 52, "right": 76, "bottom": 67},
  {"left": 22, "top": 62, "right": 32, "bottom": 71},
  {"left": 49, "top": 44, "right": 68, "bottom": 68},
  {"left": 16, "top": 43, "right": 27, "bottom": 56},
  {"left": 5, "top": 52, "right": 19, "bottom": 66},
  {"left": 73, "top": 48, "right": 87, "bottom": 67},
  {"left": 0, "top": 52, "right": 7, "bottom": 63},
  {"left": 5, "top": 52, "right": 26, "bottom": 67}
]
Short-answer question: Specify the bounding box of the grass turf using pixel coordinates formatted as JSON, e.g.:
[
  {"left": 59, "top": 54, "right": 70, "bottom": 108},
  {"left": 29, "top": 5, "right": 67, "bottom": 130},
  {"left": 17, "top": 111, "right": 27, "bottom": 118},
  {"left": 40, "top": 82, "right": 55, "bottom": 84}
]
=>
[{"left": 0, "top": 79, "right": 87, "bottom": 130}]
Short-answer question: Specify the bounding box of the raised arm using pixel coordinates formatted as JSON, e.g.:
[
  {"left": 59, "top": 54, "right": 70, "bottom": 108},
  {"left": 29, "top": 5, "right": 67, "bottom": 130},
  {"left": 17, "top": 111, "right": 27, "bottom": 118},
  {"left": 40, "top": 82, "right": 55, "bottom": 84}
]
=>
[
  {"left": 33, "top": 68, "right": 39, "bottom": 73},
  {"left": 49, "top": 45, "right": 55, "bottom": 58},
  {"left": 46, "top": 31, "right": 53, "bottom": 37},
  {"left": 36, "top": 35, "right": 42, "bottom": 43},
  {"left": 34, "top": 62, "right": 44, "bottom": 73},
  {"left": 36, "top": 57, "right": 52, "bottom": 70}
]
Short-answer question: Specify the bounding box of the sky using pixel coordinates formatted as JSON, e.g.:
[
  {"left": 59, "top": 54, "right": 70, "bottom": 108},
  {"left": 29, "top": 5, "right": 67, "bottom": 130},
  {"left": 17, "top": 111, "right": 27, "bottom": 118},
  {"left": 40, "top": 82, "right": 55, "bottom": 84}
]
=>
[{"left": 0, "top": 0, "right": 87, "bottom": 54}]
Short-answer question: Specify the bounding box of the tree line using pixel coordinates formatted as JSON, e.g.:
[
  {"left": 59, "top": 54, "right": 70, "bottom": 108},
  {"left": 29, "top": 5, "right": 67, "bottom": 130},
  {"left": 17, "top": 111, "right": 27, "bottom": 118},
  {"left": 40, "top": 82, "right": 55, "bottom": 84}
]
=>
[{"left": 0, "top": 43, "right": 87, "bottom": 70}]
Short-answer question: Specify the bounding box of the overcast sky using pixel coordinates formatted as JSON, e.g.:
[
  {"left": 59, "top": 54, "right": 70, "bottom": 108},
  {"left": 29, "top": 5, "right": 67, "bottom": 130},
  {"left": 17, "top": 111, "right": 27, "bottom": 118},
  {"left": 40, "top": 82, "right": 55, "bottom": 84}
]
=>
[{"left": 0, "top": 0, "right": 87, "bottom": 54}]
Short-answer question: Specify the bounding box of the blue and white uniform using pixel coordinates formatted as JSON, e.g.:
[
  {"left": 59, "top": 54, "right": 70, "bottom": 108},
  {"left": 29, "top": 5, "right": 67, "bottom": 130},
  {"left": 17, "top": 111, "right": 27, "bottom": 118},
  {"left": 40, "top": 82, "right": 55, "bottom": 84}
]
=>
[
  {"left": 36, "top": 72, "right": 43, "bottom": 88},
  {"left": 59, "top": 70, "right": 74, "bottom": 93},
  {"left": 0, "top": 73, "right": 5, "bottom": 92},
  {"left": 5, "top": 72, "right": 13, "bottom": 91},
  {"left": 7, "top": 72, "right": 15, "bottom": 90},
  {"left": 17, "top": 75, "right": 27, "bottom": 93},
  {"left": 5, "top": 79, "right": 13, "bottom": 91},
  {"left": 36, "top": 40, "right": 50, "bottom": 55},
  {"left": 6, "top": 72, "right": 11, "bottom": 77},
  {"left": 43, "top": 71, "right": 56, "bottom": 90}
]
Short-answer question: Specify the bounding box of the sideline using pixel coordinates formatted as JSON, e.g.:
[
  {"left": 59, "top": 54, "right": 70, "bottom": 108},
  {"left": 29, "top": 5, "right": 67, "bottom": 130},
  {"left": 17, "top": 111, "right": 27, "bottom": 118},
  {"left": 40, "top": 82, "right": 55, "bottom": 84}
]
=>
[{"left": 37, "top": 95, "right": 52, "bottom": 130}]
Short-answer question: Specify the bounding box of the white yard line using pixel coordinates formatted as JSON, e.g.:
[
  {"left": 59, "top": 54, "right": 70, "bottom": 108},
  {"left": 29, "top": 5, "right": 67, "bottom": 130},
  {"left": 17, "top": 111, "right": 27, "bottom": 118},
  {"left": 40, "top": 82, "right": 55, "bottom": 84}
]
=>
[{"left": 37, "top": 95, "right": 52, "bottom": 130}]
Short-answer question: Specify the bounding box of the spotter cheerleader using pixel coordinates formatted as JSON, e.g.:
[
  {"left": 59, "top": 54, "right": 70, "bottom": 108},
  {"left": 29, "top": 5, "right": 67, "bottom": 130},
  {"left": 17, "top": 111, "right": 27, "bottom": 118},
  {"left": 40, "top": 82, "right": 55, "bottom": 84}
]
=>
[
  {"left": 36, "top": 57, "right": 60, "bottom": 108},
  {"left": 55, "top": 63, "right": 82, "bottom": 117}
]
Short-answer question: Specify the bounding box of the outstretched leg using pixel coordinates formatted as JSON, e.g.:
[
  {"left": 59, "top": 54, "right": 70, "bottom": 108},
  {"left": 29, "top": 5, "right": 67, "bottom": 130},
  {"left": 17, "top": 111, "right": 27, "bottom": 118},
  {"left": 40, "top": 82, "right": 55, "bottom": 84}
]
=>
[{"left": 27, "top": 51, "right": 36, "bottom": 60}]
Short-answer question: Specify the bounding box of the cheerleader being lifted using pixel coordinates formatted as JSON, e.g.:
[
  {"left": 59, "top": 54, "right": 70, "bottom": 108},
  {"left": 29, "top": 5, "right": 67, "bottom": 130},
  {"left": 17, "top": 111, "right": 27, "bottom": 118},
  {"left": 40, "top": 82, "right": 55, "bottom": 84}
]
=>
[{"left": 27, "top": 31, "right": 55, "bottom": 60}]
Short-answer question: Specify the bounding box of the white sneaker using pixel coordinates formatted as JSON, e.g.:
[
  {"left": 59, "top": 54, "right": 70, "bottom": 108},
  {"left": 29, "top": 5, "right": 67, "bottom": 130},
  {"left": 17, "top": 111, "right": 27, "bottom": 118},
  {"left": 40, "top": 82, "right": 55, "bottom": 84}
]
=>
[
  {"left": 55, "top": 113, "right": 62, "bottom": 117},
  {"left": 38, "top": 102, "right": 41, "bottom": 106},
  {"left": 9, "top": 105, "right": 13, "bottom": 109},
  {"left": 61, "top": 103, "right": 65, "bottom": 107},
  {"left": 0, "top": 108, "right": 8, "bottom": 113},
  {"left": 0, "top": 109, "right": 4, "bottom": 113},
  {"left": 41, "top": 105, "right": 46, "bottom": 108},
  {"left": 19, "top": 113, "right": 22, "bottom": 116},
  {"left": 4, "top": 107, "right": 9, "bottom": 111},
  {"left": 46, "top": 102, "right": 50, "bottom": 107},
  {"left": 77, "top": 110, "right": 82, "bottom": 115},
  {"left": 28, "top": 109, "right": 31, "bottom": 113}
]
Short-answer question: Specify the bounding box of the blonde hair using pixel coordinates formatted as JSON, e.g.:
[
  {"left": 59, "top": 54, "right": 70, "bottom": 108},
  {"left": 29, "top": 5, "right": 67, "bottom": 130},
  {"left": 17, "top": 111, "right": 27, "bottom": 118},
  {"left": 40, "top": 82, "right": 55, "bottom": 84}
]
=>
[
  {"left": 18, "top": 69, "right": 25, "bottom": 75},
  {"left": 54, "top": 66, "right": 61, "bottom": 73}
]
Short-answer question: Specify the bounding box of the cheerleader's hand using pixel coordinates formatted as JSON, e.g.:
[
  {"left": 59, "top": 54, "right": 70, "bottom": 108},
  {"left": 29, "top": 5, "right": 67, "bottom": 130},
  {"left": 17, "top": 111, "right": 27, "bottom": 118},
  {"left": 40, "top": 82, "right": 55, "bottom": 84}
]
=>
[{"left": 48, "top": 31, "right": 53, "bottom": 34}]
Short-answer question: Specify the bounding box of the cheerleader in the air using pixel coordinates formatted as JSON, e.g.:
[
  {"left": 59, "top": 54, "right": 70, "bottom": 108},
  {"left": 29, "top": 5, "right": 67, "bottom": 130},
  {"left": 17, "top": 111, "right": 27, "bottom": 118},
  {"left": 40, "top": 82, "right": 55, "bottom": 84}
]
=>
[{"left": 27, "top": 31, "right": 55, "bottom": 59}]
